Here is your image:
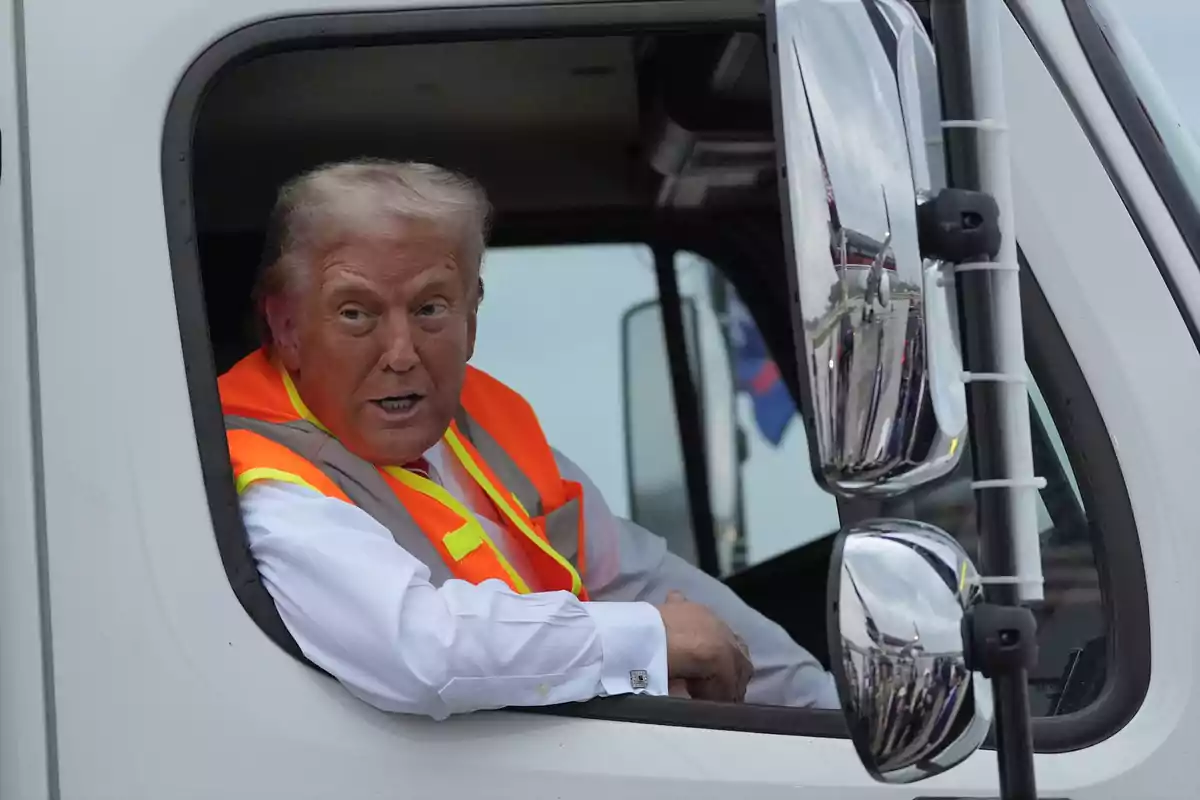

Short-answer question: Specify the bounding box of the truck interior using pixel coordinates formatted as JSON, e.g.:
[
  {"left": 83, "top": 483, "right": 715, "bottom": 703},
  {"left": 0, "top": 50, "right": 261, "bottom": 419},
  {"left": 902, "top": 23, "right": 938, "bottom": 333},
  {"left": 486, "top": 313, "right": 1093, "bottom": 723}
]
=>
[
  {"left": 178, "top": 1, "right": 1121, "bottom": 745},
  {"left": 194, "top": 13, "right": 845, "bottom": 663}
]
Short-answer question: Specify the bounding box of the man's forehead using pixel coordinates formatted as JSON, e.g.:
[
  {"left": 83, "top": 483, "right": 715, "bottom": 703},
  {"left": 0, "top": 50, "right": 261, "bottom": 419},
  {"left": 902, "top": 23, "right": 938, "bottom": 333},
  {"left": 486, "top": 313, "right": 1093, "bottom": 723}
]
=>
[{"left": 315, "top": 246, "right": 463, "bottom": 290}]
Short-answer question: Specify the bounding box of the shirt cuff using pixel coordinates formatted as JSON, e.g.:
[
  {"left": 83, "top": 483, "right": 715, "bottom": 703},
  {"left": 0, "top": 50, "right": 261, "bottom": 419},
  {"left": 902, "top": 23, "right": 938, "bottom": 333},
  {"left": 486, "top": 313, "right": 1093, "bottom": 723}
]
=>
[{"left": 584, "top": 601, "right": 669, "bottom": 698}]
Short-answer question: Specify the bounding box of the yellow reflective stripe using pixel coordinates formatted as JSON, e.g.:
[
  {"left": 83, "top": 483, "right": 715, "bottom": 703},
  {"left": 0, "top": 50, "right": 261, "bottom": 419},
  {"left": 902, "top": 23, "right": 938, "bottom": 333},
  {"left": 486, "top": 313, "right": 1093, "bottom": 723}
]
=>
[
  {"left": 278, "top": 362, "right": 332, "bottom": 435},
  {"left": 382, "top": 465, "right": 532, "bottom": 595},
  {"left": 443, "top": 427, "right": 583, "bottom": 596},
  {"left": 443, "top": 524, "right": 483, "bottom": 561},
  {"left": 236, "top": 467, "right": 322, "bottom": 496}
]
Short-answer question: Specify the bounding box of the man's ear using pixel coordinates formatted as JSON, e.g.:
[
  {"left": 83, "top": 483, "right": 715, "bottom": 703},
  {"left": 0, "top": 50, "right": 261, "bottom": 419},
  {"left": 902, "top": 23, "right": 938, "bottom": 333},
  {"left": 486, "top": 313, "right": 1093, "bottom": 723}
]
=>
[
  {"left": 466, "top": 305, "right": 478, "bottom": 362},
  {"left": 264, "top": 294, "right": 303, "bottom": 370},
  {"left": 466, "top": 277, "right": 483, "bottom": 361}
]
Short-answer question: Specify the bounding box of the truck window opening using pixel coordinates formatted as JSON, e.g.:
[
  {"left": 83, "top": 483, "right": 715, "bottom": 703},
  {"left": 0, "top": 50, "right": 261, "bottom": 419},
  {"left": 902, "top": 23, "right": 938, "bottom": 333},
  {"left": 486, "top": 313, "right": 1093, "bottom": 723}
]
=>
[{"left": 165, "top": 7, "right": 1145, "bottom": 750}]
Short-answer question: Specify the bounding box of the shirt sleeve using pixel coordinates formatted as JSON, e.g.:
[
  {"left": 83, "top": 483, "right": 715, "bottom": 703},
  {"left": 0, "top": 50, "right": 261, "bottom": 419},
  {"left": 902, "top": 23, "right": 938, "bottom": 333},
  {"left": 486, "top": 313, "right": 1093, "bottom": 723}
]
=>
[
  {"left": 240, "top": 480, "right": 669, "bottom": 720},
  {"left": 553, "top": 448, "right": 841, "bottom": 710}
]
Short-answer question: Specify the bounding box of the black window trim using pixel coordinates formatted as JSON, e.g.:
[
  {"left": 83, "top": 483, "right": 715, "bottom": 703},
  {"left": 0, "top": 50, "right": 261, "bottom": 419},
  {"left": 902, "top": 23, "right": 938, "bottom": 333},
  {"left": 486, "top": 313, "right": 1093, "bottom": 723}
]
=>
[
  {"left": 1013, "top": 253, "right": 1149, "bottom": 752},
  {"left": 162, "top": 0, "right": 1146, "bottom": 750},
  {"left": 1062, "top": 0, "right": 1200, "bottom": 305},
  {"left": 1005, "top": 0, "right": 1200, "bottom": 352}
]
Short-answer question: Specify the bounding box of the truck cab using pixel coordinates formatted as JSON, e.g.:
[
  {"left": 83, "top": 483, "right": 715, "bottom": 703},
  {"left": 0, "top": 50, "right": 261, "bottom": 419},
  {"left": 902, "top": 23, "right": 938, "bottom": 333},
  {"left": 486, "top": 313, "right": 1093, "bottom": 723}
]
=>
[{"left": 1, "top": 0, "right": 1197, "bottom": 797}]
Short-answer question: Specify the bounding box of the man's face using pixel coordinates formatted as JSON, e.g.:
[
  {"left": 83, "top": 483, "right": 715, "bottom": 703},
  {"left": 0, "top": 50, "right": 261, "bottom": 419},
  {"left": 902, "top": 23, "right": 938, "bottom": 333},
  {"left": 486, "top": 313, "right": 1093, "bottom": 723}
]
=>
[{"left": 268, "top": 219, "right": 477, "bottom": 465}]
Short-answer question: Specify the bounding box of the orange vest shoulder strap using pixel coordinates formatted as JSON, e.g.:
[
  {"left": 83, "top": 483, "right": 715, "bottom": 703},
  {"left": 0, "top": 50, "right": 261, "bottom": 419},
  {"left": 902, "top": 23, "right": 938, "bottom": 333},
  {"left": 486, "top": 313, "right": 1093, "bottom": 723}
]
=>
[
  {"left": 459, "top": 366, "right": 566, "bottom": 508},
  {"left": 219, "top": 348, "right": 305, "bottom": 424},
  {"left": 226, "top": 428, "right": 352, "bottom": 503}
]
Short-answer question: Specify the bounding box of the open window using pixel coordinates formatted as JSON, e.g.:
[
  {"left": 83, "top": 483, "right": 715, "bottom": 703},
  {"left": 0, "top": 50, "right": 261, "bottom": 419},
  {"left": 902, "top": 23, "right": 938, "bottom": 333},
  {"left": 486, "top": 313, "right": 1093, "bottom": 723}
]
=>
[{"left": 163, "top": 0, "right": 1146, "bottom": 751}]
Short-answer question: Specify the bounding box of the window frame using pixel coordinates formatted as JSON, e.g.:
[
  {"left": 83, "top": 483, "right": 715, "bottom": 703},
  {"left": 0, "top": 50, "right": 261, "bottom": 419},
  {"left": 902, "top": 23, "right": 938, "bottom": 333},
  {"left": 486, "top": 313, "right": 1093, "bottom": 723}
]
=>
[
  {"left": 1017, "top": 254, "right": 1149, "bottom": 748},
  {"left": 1063, "top": 0, "right": 1200, "bottom": 291},
  {"left": 162, "top": 0, "right": 1146, "bottom": 751},
  {"left": 491, "top": 217, "right": 1150, "bottom": 750},
  {"left": 842, "top": 251, "right": 1148, "bottom": 752}
]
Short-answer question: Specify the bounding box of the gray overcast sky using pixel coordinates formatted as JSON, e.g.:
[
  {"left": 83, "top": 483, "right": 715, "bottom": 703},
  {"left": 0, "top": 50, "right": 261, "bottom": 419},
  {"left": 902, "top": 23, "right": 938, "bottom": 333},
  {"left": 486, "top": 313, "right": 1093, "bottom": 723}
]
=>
[{"left": 1105, "top": 0, "right": 1200, "bottom": 136}]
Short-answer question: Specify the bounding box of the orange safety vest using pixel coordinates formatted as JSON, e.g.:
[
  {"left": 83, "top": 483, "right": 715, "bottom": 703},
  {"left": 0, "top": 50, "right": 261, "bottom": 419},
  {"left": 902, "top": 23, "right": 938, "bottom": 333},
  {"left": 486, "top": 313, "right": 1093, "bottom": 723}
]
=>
[{"left": 219, "top": 349, "right": 588, "bottom": 599}]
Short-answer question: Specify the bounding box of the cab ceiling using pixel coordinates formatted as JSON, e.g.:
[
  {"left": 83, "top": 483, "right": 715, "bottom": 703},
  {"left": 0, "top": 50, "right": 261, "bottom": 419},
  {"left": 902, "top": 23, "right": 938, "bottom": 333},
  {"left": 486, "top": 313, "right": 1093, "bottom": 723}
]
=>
[
  {"left": 192, "top": 30, "right": 776, "bottom": 233},
  {"left": 194, "top": 36, "right": 647, "bottom": 232}
]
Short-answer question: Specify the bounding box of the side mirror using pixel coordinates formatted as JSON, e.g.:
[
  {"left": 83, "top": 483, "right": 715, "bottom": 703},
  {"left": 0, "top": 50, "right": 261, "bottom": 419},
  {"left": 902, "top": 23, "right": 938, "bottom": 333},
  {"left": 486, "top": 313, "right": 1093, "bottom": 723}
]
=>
[
  {"left": 828, "top": 519, "right": 993, "bottom": 783},
  {"left": 769, "top": 0, "right": 998, "bottom": 783},
  {"left": 770, "top": 0, "right": 967, "bottom": 497},
  {"left": 620, "top": 296, "right": 741, "bottom": 573}
]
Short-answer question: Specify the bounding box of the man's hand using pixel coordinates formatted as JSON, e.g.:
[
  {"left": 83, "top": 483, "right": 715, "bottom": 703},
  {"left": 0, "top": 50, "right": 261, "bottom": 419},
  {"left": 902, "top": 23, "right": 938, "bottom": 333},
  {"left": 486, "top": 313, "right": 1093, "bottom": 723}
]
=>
[{"left": 656, "top": 590, "right": 752, "bottom": 703}]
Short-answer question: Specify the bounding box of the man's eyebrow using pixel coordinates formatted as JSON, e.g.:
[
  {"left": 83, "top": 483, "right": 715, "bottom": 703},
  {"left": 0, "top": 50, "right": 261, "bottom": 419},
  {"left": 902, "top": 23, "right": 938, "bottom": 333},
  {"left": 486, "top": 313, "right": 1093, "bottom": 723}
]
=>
[
  {"left": 321, "top": 271, "right": 377, "bottom": 293},
  {"left": 410, "top": 265, "right": 463, "bottom": 294}
]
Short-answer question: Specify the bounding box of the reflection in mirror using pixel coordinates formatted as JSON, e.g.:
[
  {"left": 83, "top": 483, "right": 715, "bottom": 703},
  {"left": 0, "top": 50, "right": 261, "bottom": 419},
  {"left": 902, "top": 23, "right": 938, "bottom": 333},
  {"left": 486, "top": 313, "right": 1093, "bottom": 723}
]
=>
[
  {"left": 875, "top": 0, "right": 969, "bottom": 471},
  {"left": 828, "top": 519, "right": 992, "bottom": 783},
  {"left": 771, "top": 0, "right": 966, "bottom": 496}
]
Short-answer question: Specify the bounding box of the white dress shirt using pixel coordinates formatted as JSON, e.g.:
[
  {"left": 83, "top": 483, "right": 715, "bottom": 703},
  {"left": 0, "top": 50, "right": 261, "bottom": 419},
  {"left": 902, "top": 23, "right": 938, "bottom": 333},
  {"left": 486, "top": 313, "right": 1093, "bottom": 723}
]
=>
[{"left": 241, "top": 442, "right": 839, "bottom": 720}]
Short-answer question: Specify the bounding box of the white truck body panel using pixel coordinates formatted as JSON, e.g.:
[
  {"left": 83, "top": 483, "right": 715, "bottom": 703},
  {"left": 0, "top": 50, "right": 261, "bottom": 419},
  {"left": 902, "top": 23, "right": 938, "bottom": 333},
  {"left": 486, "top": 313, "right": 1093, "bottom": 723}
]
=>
[{"left": 1, "top": 0, "right": 1196, "bottom": 797}]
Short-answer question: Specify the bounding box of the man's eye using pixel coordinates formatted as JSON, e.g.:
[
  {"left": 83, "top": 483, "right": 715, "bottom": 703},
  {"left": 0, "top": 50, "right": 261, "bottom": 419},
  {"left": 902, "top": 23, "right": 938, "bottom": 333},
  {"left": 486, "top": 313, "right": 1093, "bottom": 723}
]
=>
[
  {"left": 340, "top": 307, "right": 368, "bottom": 322},
  {"left": 417, "top": 301, "right": 448, "bottom": 317}
]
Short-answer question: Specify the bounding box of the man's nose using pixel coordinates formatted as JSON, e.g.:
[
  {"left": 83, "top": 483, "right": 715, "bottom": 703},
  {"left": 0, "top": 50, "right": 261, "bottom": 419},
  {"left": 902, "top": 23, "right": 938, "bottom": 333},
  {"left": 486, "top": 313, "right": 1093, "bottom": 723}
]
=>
[{"left": 381, "top": 315, "right": 420, "bottom": 373}]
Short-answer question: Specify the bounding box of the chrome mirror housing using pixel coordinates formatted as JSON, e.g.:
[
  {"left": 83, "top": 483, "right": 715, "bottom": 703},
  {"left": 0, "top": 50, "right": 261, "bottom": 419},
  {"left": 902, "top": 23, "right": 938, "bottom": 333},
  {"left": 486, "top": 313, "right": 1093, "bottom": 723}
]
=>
[
  {"left": 827, "top": 519, "right": 993, "bottom": 783},
  {"left": 771, "top": 0, "right": 967, "bottom": 496}
]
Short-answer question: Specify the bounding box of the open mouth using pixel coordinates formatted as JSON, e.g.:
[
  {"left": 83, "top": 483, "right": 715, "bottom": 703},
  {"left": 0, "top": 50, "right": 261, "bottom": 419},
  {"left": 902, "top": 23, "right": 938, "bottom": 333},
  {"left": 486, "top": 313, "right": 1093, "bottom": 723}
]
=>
[{"left": 373, "top": 393, "right": 424, "bottom": 414}]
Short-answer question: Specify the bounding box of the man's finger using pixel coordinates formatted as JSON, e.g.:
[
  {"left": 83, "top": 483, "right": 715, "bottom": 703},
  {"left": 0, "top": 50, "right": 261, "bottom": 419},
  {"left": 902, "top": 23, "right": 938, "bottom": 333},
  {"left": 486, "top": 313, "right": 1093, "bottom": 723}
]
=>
[
  {"left": 727, "top": 651, "right": 752, "bottom": 703},
  {"left": 734, "top": 634, "right": 749, "bottom": 659},
  {"left": 665, "top": 590, "right": 688, "bottom": 603},
  {"left": 734, "top": 648, "right": 753, "bottom": 701},
  {"left": 709, "top": 651, "right": 747, "bottom": 703},
  {"left": 688, "top": 674, "right": 733, "bottom": 703}
]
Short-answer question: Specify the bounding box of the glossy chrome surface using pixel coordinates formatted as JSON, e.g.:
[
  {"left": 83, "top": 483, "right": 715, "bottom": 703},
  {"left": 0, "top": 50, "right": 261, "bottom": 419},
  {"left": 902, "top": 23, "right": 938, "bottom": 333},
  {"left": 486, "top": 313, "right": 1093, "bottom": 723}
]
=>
[
  {"left": 828, "top": 519, "right": 992, "bottom": 784},
  {"left": 773, "top": 0, "right": 966, "bottom": 495}
]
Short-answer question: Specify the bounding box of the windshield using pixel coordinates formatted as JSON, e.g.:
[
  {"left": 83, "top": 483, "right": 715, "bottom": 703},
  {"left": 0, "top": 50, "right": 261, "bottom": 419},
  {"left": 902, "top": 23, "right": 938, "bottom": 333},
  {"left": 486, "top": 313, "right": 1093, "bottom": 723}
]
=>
[{"left": 1087, "top": 0, "right": 1200, "bottom": 205}]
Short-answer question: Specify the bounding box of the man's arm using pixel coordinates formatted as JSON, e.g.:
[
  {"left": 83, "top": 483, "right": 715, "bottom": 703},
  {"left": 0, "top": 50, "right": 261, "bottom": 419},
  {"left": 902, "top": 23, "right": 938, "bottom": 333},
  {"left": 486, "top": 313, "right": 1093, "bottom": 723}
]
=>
[
  {"left": 241, "top": 479, "right": 670, "bottom": 720},
  {"left": 556, "top": 449, "right": 841, "bottom": 710}
]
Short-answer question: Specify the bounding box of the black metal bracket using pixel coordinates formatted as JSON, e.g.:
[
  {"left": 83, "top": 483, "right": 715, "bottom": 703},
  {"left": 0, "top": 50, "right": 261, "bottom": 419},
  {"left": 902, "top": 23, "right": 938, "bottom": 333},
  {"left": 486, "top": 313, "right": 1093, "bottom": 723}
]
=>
[
  {"left": 917, "top": 187, "right": 1002, "bottom": 263},
  {"left": 963, "top": 602, "right": 1040, "bottom": 679}
]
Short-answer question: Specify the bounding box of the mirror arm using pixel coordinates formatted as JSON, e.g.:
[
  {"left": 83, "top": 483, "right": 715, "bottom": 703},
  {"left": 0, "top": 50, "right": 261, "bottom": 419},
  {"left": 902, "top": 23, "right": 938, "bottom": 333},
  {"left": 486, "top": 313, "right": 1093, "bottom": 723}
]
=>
[
  {"left": 916, "top": 187, "right": 1002, "bottom": 263},
  {"left": 1026, "top": 397, "right": 1089, "bottom": 546},
  {"left": 930, "top": 1, "right": 1039, "bottom": 799},
  {"left": 963, "top": 602, "right": 1039, "bottom": 679}
]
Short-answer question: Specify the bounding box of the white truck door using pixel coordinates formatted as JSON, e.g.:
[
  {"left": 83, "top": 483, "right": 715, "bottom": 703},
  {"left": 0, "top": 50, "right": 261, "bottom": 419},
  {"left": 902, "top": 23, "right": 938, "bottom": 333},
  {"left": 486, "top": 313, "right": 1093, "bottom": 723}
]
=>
[
  {"left": 18, "top": 0, "right": 1190, "bottom": 797},
  {"left": 0, "top": 1, "right": 52, "bottom": 798}
]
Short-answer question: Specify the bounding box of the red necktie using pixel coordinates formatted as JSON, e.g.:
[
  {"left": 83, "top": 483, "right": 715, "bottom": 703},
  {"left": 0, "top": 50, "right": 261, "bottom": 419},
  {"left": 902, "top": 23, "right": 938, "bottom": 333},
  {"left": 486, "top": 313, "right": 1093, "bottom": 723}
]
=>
[{"left": 405, "top": 457, "right": 431, "bottom": 479}]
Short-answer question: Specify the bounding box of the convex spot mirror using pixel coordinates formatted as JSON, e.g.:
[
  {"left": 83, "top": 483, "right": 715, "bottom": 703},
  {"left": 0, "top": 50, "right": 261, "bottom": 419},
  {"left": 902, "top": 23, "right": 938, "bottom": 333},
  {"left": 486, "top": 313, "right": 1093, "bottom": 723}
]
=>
[
  {"left": 828, "top": 519, "right": 993, "bottom": 783},
  {"left": 770, "top": 0, "right": 967, "bottom": 496}
]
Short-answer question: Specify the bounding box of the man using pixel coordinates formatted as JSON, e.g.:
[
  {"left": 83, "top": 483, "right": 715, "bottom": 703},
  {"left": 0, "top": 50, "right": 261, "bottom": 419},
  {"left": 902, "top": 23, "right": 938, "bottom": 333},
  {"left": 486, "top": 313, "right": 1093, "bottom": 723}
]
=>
[{"left": 220, "top": 158, "right": 839, "bottom": 720}]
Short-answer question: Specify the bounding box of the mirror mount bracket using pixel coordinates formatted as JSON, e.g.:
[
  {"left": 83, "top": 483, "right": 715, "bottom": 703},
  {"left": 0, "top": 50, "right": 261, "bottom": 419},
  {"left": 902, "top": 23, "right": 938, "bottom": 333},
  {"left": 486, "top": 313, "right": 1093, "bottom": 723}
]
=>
[
  {"left": 916, "top": 188, "right": 1002, "bottom": 263},
  {"left": 963, "top": 602, "right": 1039, "bottom": 679}
]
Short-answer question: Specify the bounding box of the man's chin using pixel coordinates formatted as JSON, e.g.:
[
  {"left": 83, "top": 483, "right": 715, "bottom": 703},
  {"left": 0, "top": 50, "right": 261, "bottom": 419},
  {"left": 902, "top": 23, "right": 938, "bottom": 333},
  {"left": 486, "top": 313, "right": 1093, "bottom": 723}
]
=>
[{"left": 359, "top": 427, "right": 447, "bottom": 467}]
